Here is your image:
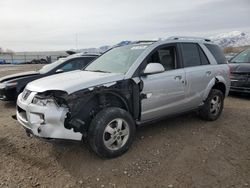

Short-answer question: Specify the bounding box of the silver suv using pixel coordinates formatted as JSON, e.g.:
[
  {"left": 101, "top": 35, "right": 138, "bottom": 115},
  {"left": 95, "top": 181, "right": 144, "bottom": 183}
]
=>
[{"left": 16, "top": 37, "right": 230, "bottom": 158}]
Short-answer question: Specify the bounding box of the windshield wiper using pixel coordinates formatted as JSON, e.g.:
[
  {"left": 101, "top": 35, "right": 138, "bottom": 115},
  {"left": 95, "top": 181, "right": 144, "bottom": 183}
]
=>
[{"left": 86, "top": 70, "right": 111, "bottom": 73}]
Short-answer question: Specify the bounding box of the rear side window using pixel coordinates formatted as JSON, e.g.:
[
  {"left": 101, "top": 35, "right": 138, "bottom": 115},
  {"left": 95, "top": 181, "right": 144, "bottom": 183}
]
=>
[
  {"left": 205, "top": 44, "right": 227, "bottom": 64},
  {"left": 181, "top": 43, "right": 201, "bottom": 67},
  {"left": 198, "top": 47, "right": 210, "bottom": 65}
]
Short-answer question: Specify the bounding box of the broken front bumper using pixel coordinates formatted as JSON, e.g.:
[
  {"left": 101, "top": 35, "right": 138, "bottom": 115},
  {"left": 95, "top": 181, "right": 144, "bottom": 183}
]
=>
[{"left": 16, "top": 91, "right": 82, "bottom": 141}]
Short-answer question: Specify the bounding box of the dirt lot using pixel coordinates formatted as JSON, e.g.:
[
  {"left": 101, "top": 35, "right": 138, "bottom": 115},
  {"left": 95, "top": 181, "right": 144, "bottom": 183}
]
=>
[{"left": 0, "top": 64, "right": 250, "bottom": 188}]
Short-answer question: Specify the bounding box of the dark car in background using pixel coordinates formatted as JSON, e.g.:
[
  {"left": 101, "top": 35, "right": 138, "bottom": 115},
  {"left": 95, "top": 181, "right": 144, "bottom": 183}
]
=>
[
  {"left": 225, "top": 52, "right": 237, "bottom": 61},
  {"left": 0, "top": 53, "right": 99, "bottom": 101},
  {"left": 229, "top": 49, "right": 250, "bottom": 93}
]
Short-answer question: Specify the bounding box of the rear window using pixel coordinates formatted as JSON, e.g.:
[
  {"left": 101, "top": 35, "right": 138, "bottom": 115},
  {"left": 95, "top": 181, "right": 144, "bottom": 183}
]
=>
[{"left": 205, "top": 44, "right": 227, "bottom": 64}]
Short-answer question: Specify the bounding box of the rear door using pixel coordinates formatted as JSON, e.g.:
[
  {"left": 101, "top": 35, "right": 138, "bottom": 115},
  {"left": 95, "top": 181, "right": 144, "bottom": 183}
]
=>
[{"left": 180, "top": 43, "right": 214, "bottom": 109}]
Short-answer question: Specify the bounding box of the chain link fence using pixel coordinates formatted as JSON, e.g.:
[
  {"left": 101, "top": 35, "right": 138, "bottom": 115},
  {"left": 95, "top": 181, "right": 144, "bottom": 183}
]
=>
[{"left": 0, "top": 52, "right": 67, "bottom": 64}]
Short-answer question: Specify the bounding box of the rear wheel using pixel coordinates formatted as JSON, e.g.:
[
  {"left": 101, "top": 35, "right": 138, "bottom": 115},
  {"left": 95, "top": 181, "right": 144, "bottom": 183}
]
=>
[
  {"left": 199, "top": 89, "right": 224, "bottom": 121},
  {"left": 87, "top": 107, "right": 136, "bottom": 158}
]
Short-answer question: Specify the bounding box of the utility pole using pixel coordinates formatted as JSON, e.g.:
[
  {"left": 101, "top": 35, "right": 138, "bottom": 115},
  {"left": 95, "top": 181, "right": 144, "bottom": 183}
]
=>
[{"left": 75, "top": 33, "right": 78, "bottom": 50}]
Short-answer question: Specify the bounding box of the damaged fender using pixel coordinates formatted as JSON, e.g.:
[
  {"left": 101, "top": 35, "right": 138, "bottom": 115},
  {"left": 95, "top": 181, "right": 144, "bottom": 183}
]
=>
[{"left": 60, "top": 79, "right": 142, "bottom": 137}]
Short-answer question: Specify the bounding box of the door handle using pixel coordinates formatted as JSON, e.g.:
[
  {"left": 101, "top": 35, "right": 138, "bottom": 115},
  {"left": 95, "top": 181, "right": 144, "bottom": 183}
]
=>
[
  {"left": 175, "top": 75, "right": 182, "bottom": 80},
  {"left": 206, "top": 71, "right": 212, "bottom": 76}
]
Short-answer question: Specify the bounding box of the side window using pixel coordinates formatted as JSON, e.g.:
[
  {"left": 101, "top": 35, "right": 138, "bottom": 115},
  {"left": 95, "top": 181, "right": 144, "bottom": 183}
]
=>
[
  {"left": 147, "top": 46, "right": 176, "bottom": 71},
  {"left": 60, "top": 59, "right": 82, "bottom": 72},
  {"left": 198, "top": 46, "right": 210, "bottom": 65},
  {"left": 181, "top": 43, "right": 201, "bottom": 67},
  {"left": 204, "top": 44, "right": 227, "bottom": 64},
  {"left": 61, "top": 62, "right": 73, "bottom": 71}
]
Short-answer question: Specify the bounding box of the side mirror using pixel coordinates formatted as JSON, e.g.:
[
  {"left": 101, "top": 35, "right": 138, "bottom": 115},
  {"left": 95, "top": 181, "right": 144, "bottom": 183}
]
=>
[
  {"left": 55, "top": 69, "right": 64, "bottom": 74},
  {"left": 143, "top": 63, "right": 165, "bottom": 75}
]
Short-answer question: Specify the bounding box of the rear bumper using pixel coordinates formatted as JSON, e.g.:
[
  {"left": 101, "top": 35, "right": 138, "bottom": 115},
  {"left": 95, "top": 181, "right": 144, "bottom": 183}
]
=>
[{"left": 16, "top": 92, "right": 82, "bottom": 141}]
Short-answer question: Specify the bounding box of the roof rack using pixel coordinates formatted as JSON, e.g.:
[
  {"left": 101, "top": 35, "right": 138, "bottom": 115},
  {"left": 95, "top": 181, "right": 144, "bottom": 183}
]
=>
[
  {"left": 167, "top": 36, "right": 211, "bottom": 42},
  {"left": 113, "top": 40, "right": 157, "bottom": 48},
  {"left": 82, "top": 52, "right": 102, "bottom": 55},
  {"left": 135, "top": 40, "right": 158, "bottom": 44},
  {"left": 68, "top": 52, "right": 101, "bottom": 58}
]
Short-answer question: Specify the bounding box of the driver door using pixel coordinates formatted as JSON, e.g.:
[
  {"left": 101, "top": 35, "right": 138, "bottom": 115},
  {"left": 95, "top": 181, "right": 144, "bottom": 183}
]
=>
[{"left": 140, "top": 45, "right": 186, "bottom": 121}]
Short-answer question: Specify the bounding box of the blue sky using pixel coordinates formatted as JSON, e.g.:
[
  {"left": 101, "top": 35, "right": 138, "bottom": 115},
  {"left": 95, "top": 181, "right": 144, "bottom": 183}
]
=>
[{"left": 0, "top": 0, "right": 249, "bottom": 51}]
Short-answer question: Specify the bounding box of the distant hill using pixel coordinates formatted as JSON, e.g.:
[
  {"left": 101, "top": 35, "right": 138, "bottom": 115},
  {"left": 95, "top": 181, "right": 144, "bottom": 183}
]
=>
[
  {"left": 67, "top": 31, "right": 250, "bottom": 54},
  {"left": 211, "top": 31, "right": 250, "bottom": 48}
]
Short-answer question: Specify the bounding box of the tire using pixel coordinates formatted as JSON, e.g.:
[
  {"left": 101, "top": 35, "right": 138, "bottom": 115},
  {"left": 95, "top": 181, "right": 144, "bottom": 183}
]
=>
[
  {"left": 199, "top": 89, "right": 224, "bottom": 121},
  {"left": 87, "top": 107, "right": 136, "bottom": 158}
]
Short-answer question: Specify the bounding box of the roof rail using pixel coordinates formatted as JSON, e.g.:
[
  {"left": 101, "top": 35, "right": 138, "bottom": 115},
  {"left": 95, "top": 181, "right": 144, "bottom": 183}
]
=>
[
  {"left": 135, "top": 40, "right": 158, "bottom": 44},
  {"left": 167, "top": 36, "right": 211, "bottom": 42},
  {"left": 68, "top": 52, "right": 101, "bottom": 58},
  {"left": 113, "top": 40, "right": 157, "bottom": 48},
  {"left": 82, "top": 52, "right": 102, "bottom": 55}
]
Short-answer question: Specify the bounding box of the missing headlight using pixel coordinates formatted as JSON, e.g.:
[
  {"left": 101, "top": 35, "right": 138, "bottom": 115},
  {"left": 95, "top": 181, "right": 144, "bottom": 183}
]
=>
[
  {"left": 31, "top": 90, "right": 69, "bottom": 108},
  {"left": 32, "top": 96, "right": 55, "bottom": 106}
]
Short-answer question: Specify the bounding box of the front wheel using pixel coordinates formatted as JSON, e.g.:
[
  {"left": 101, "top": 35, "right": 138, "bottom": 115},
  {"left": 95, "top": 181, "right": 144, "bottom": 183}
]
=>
[
  {"left": 199, "top": 89, "right": 224, "bottom": 121},
  {"left": 87, "top": 107, "right": 136, "bottom": 158}
]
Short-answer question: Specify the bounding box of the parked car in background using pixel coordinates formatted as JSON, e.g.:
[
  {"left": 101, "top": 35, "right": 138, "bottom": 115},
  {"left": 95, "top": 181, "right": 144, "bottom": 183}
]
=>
[
  {"left": 0, "top": 53, "right": 99, "bottom": 101},
  {"left": 29, "top": 58, "right": 48, "bottom": 64},
  {"left": 225, "top": 52, "right": 237, "bottom": 61},
  {"left": 16, "top": 37, "right": 230, "bottom": 158},
  {"left": 229, "top": 49, "right": 250, "bottom": 93},
  {"left": 0, "top": 59, "right": 6, "bottom": 64}
]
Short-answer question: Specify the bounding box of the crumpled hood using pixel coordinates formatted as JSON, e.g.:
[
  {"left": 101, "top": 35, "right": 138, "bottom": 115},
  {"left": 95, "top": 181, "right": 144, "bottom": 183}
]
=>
[
  {"left": 26, "top": 70, "right": 125, "bottom": 94},
  {"left": 229, "top": 63, "right": 250, "bottom": 73},
  {"left": 0, "top": 71, "right": 39, "bottom": 83}
]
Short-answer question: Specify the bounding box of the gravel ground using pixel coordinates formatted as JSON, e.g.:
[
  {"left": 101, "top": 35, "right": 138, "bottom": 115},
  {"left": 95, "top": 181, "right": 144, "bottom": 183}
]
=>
[{"left": 0, "top": 65, "right": 250, "bottom": 188}]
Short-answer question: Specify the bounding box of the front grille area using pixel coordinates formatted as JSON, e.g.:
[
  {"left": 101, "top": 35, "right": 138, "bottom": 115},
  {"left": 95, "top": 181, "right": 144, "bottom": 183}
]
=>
[
  {"left": 231, "top": 73, "right": 250, "bottom": 83},
  {"left": 231, "top": 72, "right": 250, "bottom": 88}
]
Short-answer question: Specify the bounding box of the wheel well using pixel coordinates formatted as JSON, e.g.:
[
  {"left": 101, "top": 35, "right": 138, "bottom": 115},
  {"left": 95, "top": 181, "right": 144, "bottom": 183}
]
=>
[
  {"left": 212, "top": 82, "right": 226, "bottom": 96},
  {"left": 66, "top": 92, "right": 130, "bottom": 134},
  {"left": 78, "top": 92, "right": 129, "bottom": 123},
  {"left": 97, "top": 92, "right": 129, "bottom": 112}
]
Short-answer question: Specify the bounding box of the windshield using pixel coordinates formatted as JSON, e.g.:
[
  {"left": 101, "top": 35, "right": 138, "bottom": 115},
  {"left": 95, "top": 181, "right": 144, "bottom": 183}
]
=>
[
  {"left": 85, "top": 45, "right": 148, "bottom": 74},
  {"left": 230, "top": 49, "right": 250, "bottom": 63},
  {"left": 39, "top": 58, "right": 66, "bottom": 74}
]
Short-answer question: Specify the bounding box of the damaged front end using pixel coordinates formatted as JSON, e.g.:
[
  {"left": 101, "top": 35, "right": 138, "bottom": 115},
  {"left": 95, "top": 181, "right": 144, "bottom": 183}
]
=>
[
  {"left": 16, "top": 78, "right": 141, "bottom": 141},
  {"left": 16, "top": 89, "right": 82, "bottom": 140}
]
